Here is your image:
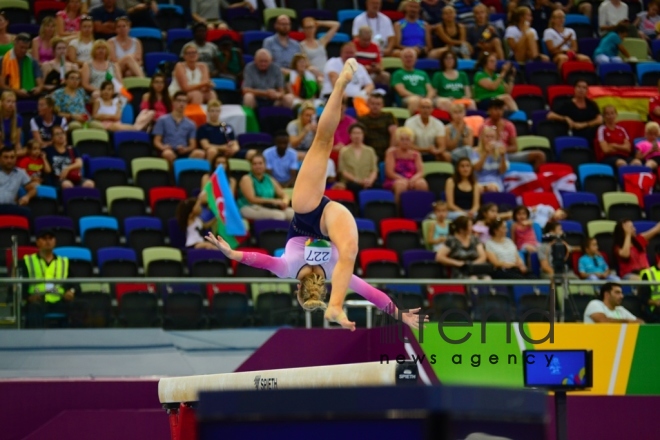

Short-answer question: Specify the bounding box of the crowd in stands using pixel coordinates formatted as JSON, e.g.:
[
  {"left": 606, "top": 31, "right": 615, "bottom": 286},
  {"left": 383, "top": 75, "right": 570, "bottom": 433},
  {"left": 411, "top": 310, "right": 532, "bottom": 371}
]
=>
[{"left": 4, "top": 0, "right": 660, "bottom": 328}]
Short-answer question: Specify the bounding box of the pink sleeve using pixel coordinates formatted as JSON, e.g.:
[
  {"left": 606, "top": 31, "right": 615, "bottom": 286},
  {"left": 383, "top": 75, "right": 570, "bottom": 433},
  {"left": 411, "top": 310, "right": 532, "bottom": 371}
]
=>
[
  {"left": 240, "top": 252, "right": 288, "bottom": 279},
  {"left": 348, "top": 275, "right": 395, "bottom": 314},
  {"left": 637, "top": 141, "right": 650, "bottom": 155}
]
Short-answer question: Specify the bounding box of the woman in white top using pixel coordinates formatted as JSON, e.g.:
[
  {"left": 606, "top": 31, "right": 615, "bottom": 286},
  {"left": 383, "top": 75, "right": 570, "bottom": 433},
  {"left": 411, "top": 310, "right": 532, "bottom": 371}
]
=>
[
  {"left": 80, "top": 40, "right": 122, "bottom": 99},
  {"left": 300, "top": 17, "right": 340, "bottom": 81},
  {"left": 91, "top": 80, "right": 138, "bottom": 131},
  {"left": 169, "top": 42, "right": 216, "bottom": 105},
  {"left": 504, "top": 6, "right": 549, "bottom": 63},
  {"left": 107, "top": 17, "right": 144, "bottom": 78},
  {"left": 485, "top": 219, "right": 532, "bottom": 279},
  {"left": 543, "top": 10, "right": 592, "bottom": 69},
  {"left": 66, "top": 16, "right": 94, "bottom": 69}
]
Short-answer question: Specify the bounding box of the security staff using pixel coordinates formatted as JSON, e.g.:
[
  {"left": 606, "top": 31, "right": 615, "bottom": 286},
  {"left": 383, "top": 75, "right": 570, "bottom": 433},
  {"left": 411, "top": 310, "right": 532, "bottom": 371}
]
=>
[{"left": 640, "top": 263, "right": 660, "bottom": 323}]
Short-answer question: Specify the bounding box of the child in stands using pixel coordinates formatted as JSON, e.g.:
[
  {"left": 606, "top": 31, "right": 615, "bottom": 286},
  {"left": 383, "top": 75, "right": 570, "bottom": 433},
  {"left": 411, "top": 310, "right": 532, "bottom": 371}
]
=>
[
  {"left": 578, "top": 237, "right": 620, "bottom": 281},
  {"left": 176, "top": 192, "right": 218, "bottom": 250},
  {"left": 425, "top": 201, "right": 450, "bottom": 251},
  {"left": 511, "top": 205, "right": 539, "bottom": 252},
  {"left": 17, "top": 140, "right": 51, "bottom": 184}
]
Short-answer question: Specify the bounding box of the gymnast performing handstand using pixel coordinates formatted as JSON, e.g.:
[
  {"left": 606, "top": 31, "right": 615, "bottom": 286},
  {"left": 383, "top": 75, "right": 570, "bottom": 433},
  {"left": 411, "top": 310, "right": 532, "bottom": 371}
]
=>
[{"left": 206, "top": 58, "right": 428, "bottom": 331}]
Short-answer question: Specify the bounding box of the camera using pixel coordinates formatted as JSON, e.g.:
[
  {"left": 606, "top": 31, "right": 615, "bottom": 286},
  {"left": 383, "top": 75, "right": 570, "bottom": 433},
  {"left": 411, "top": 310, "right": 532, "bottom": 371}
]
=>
[{"left": 543, "top": 234, "right": 568, "bottom": 275}]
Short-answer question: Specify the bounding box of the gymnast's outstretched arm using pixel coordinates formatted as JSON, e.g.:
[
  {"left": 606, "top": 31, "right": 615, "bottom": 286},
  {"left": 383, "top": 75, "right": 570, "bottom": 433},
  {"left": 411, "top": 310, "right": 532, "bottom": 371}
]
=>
[{"left": 205, "top": 233, "right": 288, "bottom": 279}]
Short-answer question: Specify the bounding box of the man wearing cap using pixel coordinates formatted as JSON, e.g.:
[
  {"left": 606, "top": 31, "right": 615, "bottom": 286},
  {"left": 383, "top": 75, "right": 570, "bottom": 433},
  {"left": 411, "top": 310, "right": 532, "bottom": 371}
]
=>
[
  {"left": 18, "top": 230, "right": 76, "bottom": 328},
  {"left": 0, "top": 146, "right": 36, "bottom": 216}
]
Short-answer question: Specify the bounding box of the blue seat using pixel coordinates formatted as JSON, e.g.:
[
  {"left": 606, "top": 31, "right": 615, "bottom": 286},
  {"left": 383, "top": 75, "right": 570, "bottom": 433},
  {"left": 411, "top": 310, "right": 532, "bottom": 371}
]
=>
[
  {"left": 355, "top": 218, "right": 376, "bottom": 232},
  {"left": 358, "top": 189, "right": 396, "bottom": 212},
  {"left": 415, "top": 58, "right": 439, "bottom": 71},
  {"left": 598, "top": 62, "right": 631, "bottom": 79},
  {"left": 121, "top": 104, "right": 134, "bottom": 124},
  {"left": 565, "top": 13, "right": 590, "bottom": 25},
  {"left": 124, "top": 216, "right": 162, "bottom": 237},
  {"left": 401, "top": 250, "right": 436, "bottom": 271},
  {"left": 113, "top": 131, "right": 151, "bottom": 152},
  {"left": 457, "top": 59, "right": 476, "bottom": 70},
  {"left": 242, "top": 31, "right": 274, "bottom": 53},
  {"left": 637, "top": 62, "right": 660, "bottom": 84},
  {"left": 145, "top": 52, "right": 178, "bottom": 76},
  {"left": 559, "top": 220, "right": 583, "bottom": 233},
  {"left": 562, "top": 191, "right": 599, "bottom": 208},
  {"left": 633, "top": 220, "right": 657, "bottom": 233},
  {"left": 186, "top": 248, "right": 226, "bottom": 271},
  {"left": 173, "top": 158, "right": 211, "bottom": 185},
  {"left": 97, "top": 247, "right": 137, "bottom": 268},
  {"left": 482, "top": 192, "right": 517, "bottom": 209},
  {"left": 653, "top": 39, "right": 660, "bottom": 61},
  {"left": 274, "top": 248, "right": 285, "bottom": 257},
  {"left": 237, "top": 133, "right": 273, "bottom": 149},
  {"left": 554, "top": 136, "right": 589, "bottom": 155},
  {"left": 400, "top": 190, "right": 435, "bottom": 221},
  {"left": 61, "top": 187, "right": 101, "bottom": 206},
  {"left": 129, "top": 27, "right": 162, "bottom": 39},
  {"left": 212, "top": 78, "right": 236, "bottom": 90},
  {"left": 578, "top": 164, "right": 614, "bottom": 188},
  {"left": 79, "top": 216, "right": 119, "bottom": 242},
  {"left": 618, "top": 165, "right": 652, "bottom": 186},
  {"left": 507, "top": 110, "right": 527, "bottom": 121},
  {"left": 54, "top": 246, "right": 93, "bottom": 262},
  {"left": 336, "top": 9, "right": 361, "bottom": 24},
  {"left": 318, "top": 32, "right": 350, "bottom": 43},
  {"left": 36, "top": 185, "right": 57, "bottom": 200},
  {"left": 88, "top": 157, "right": 126, "bottom": 176},
  {"left": 524, "top": 61, "right": 557, "bottom": 82},
  {"left": 34, "top": 216, "right": 74, "bottom": 234},
  {"left": 507, "top": 162, "right": 534, "bottom": 173},
  {"left": 166, "top": 28, "right": 193, "bottom": 47},
  {"left": 497, "top": 60, "right": 520, "bottom": 71}
]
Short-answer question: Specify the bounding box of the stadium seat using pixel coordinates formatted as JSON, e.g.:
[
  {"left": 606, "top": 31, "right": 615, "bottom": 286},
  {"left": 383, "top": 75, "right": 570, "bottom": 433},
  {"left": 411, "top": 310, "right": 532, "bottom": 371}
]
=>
[
  {"left": 53, "top": 246, "right": 94, "bottom": 277},
  {"left": 0, "top": 0, "right": 30, "bottom": 24},
  {"left": 210, "top": 292, "right": 250, "bottom": 328},
  {"left": 534, "top": 120, "right": 569, "bottom": 146},
  {"left": 79, "top": 216, "right": 120, "bottom": 257},
  {"left": 242, "top": 31, "right": 273, "bottom": 55},
  {"left": 130, "top": 27, "right": 163, "bottom": 53},
  {"left": 598, "top": 63, "right": 635, "bottom": 86},
  {"left": 231, "top": 247, "right": 270, "bottom": 277},
  {"left": 400, "top": 190, "right": 434, "bottom": 221},
  {"left": 547, "top": 85, "right": 574, "bottom": 111},
  {"left": 578, "top": 164, "right": 617, "bottom": 200},
  {"left": 423, "top": 161, "right": 453, "bottom": 198},
  {"left": 644, "top": 193, "right": 660, "bottom": 221},
  {"left": 382, "top": 57, "right": 404, "bottom": 74},
  {"left": 517, "top": 135, "right": 551, "bottom": 153},
  {"left": 565, "top": 14, "right": 593, "bottom": 39},
  {"left": 336, "top": 9, "right": 361, "bottom": 33},
  {"left": 98, "top": 247, "right": 139, "bottom": 278},
  {"left": 125, "top": 217, "right": 165, "bottom": 263},
  {"left": 113, "top": 131, "right": 151, "bottom": 172},
  {"left": 106, "top": 186, "right": 146, "bottom": 227},
  {"left": 521, "top": 192, "right": 560, "bottom": 210},
  {"left": 618, "top": 120, "right": 645, "bottom": 140},
  {"left": 150, "top": 187, "right": 187, "bottom": 226},
  {"left": 622, "top": 38, "right": 652, "bottom": 63},
  {"left": 602, "top": 192, "right": 642, "bottom": 221},
  {"left": 402, "top": 249, "right": 443, "bottom": 279},
  {"left": 28, "top": 185, "right": 58, "bottom": 218},
  {"left": 561, "top": 61, "right": 597, "bottom": 85},
  {"left": 133, "top": 158, "right": 170, "bottom": 193},
  {"left": 155, "top": 4, "right": 185, "bottom": 31},
  {"left": 122, "top": 78, "right": 150, "bottom": 118},
  {"left": 144, "top": 52, "right": 178, "bottom": 77},
  {"left": 166, "top": 28, "right": 193, "bottom": 55},
  {"left": 324, "top": 189, "right": 357, "bottom": 215},
  {"left": 33, "top": 0, "right": 65, "bottom": 21},
  {"left": 618, "top": 165, "right": 653, "bottom": 186},
  {"left": 359, "top": 248, "right": 401, "bottom": 278},
  {"left": 415, "top": 58, "right": 440, "bottom": 77},
  {"left": 563, "top": 191, "right": 602, "bottom": 226},
  {"left": 62, "top": 188, "right": 103, "bottom": 226},
  {"left": 511, "top": 85, "right": 545, "bottom": 119},
  {"left": 356, "top": 218, "right": 379, "bottom": 249},
  {"left": 118, "top": 287, "right": 160, "bottom": 327},
  {"left": 481, "top": 192, "right": 516, "bottom": 211},
  {"left": 358, "top": 189, "right": 397, "bottom": 225},
  {"left": 253, "top": 219, "right": 289, "bottom": 255},
  {"left": 143, "top": 247, "right": 184, "bottom": 277},
  {"left": 88, "top": 158, "right": 128, "bottom": 203},
  {"left": 526, "top": 62, "right": 561, "bottom": 92},
  {"left": 264, "top": 7, "right": 298, "bottom": 31},
  {"left": 380, "top": 218, "right": 420, "bottom": 257},
  {"left": 187, "top": 249, "right": 228, "bottom": 278},
  {"left": 173, "top": 158, "right": 211, "bottom": 196},
  {"left": 554, "top": 136, "right": 589, "bottom": 155},
  {"left": 237, "top": 133, "right": 273, "bottom": 152},
  {"left": 0, "top": 216, "right": 30, "bottom": 256},
  {"left": 383, "top": 107, "right": 410, "bottom": 125},
  {"left": 71, "top": 129, "right": 111, "bottom": 157},
  {"left": 587, "top": 220, "right": 617, "bottom": 264},
  {"left": 559, "top": 220, "right": 585, "bottom": 247},
  {"left": 34, "top": 216, "right": 75, "bottom": 247},
  {"left": 432, "top": 293, "right": 470, "bottom": 322},
  {"left": 258, "top": 106, "right": 294, "bottom": 135}
]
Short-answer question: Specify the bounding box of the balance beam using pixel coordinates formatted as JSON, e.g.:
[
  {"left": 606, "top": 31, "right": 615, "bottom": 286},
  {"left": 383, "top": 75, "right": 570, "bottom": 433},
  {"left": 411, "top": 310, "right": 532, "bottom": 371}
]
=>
[{"left": 159, "top": 361, "right": 418, "bottom": 404}]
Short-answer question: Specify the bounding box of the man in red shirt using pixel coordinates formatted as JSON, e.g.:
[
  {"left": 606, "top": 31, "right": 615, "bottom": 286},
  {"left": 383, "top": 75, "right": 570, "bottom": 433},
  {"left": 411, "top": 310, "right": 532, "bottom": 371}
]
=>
[
  {"left": 595, "top": 105, "right": 642, "bottom": 169},
  {"left": 648, "top": 79, "right": 660, "bottom": 125},
  {"left": 354, "top": 25, "right": 389, "bottom": 85}
]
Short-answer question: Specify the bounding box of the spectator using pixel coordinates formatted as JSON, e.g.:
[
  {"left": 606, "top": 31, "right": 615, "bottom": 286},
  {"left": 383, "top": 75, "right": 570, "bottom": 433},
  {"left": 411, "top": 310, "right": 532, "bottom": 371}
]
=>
[
  {"left": 578, "top": 237, "right": 620, "bottom": 282},
  {"left": 635, "top": 0, "right": 660, "bottom": 41},
  {"left": 321, "top": 42, "right": 374, "bottom": 99},
  {"left": 425, "top": 201, "right": 450, "bottom": 251},
  {"left": 201, "top": 152, "right": 237, "bottom": 195},
  {"left": 486, "top": 219, "right": 532, "bottom": 279},
  {"left": 471, "top": 125, "right": 508, "bottom": 191},
  {"left": 404, "top": 97, "right": 446, "bottom": 160},
  {"left": 593, "top": 23, "right": 631, "bottom": 64},
  {"left": 237, "top": 153, "right": 295, "bottom": 221},
  {"left": 66, "top": 16, "right": 94, "bottom": 69},
  {"left": 287, "top": 54, "right": 320, "bottom": 106},
  {"left": 31, "top": 96, "right": 68, "bottom": 149},
  {"left": 191, "top": 0, "right": 253, "bottom": 29},
  {"left": 484, "top": 98, "right": 545, "bottom": 169},
  {"left": 176, "top": 194, "right": 218, "bottom": 250},
  {"left": 352, "top": 0, "right": 395, "bottom": 56},
  {"left": 584, "top": 282, "right": 643, "bottom": 323},
  {"left": 52, "top": 71, "right": 98, "bottom": 131},
  {"left": 473, "top": 53, "right": 517, "bottom": 111},
  {"left": 384, "top": 126, "right": 429, "bottom": 203},
  {"left": 56, "top": 0, "right": 85, "bottom": 43},
  {"left": 216, "top": 35, "right": 244, "bottom": 83},
  {"left": 44, "top": 125, "right": 95, "bottom": 189},
  {"left": 354, "top": 26, "right": 390, "bottom": 85},
  {"left": 242, "top": 49, "right": 293, "bottom": 109},
  {"left": 392, "top": 0, "right": 428, "bottom": 58},
  {"left": 0, "top": 91, "right": 21, "bottom": 153},
  {"left": 152, "top": 91, "right": 205, "bottom": 165},
  {"left": 505, "top": 6, "right": 549, "bottom": 63},
  {"left": 19, "top": 229, "right": 77, "bottom": 329},
  {"left": 338, "top": 122, "right": 379, "bottom": 195},
  {"left": 134, "top": 72, "right": 171, "bottom": 131},
  {"left": 428, "top": 6, "right": 471, "bottom": 59},
  {"left": 0, "top": 33, "right": 44, "bottom": 99},
  {"left": 18, "top": 141, "right": 51, "bottom": 184},
  {"left": 538, "top": 221, "right": 576, "bottom": 281},
  {"left": 185, "top": 24, "right": 221, "bottom": 78},
  {"left": 90, "top": 0, "right": 126, "bottom": 40},
  {"left": 117, "top": 0, "right": 159, "bottom": 30},
  {"left": 288, "top": 101, "right": 317, "bottom": 159},
  {"left": 435, "top": 215, "right": 488, "bottom": 278},
  {"left": 0, "top": 146, "right": 35, "bottom": 208},
  {"left": 639, "top": 258, "right": 660, "bottom": 323},
  {"left": 197, "top": 99, "right": 255, "bottom": 160},
  {"left": 445, "top": 104, "right": 474, "bottom": 161},
  {"left": 358, "top": 91, "right": 397, "bottom": 161},
  {"left": 42, "top": 38, "right": 79, "bottom": 94},
  {"left": 511, "top": 205, "right": 538, "bottom": 252},
  {"left": 263, "top": 15, "right": 301, "bottom": 74},
  {"left": 300, "top": 17, "right": 340, "bottom": 80},
  {"left": 649, "top": 79, "right": 660, "bottom": 125},
  {"left": 635, "top": 122, "right": 660, "bottom": 170},
  {"left": 80, "top": 40, "right": 122, "bottom": 99},
  {"left": 392, "top": 48, "right": 435, "bottom": 113},
  {"left": 0, "top": 12, "right": 14, "bottom": 57},
  {"left": 32, "top": 17, "right": 56, "bottom": 65},
  {"left": 598, "top": 0, "right": 630, "bottom": 37},
  {"left": 333, "top": 98, "right": 357, "bottom": 149},
  {"left": 445, "top": 157, "right": 480, "bottom": 219},
  {"left": 543, "top": 10, "right": 591, "bottom": 69},
  {"left": 547, "top": 79, "right": 602, "bottom": 141},
  {"left": 91, "top": 80, "right": 138, "bottom": 131},
  {"left": 467, "top": 4, "right": 505, "bottom": 60},
  {"left": 530, "top": 204, "right": 568, "bottom": 228},
  {"left": 432, "top": 50, "right": 476, "bottom": 112},
  {"left": 453, "top": 0, "right": 483, "bottom": 25},
  {"left": 263, "top": 131, "right": 298, "bottom": 188},
  {"left": 613, "top": 219, "right": 660, "bottom": 280},
  {"left": 473, "top": 202, "right": 501, "bottom": 242},
  {"left": 107, "top": 17, "right": 144, "bottom": 78},
  {"left": 596, "top": 105, "right": 641, "bottom": 169},
  {"left": 170, "top": 43, "right": 216, "bottom": 105}
]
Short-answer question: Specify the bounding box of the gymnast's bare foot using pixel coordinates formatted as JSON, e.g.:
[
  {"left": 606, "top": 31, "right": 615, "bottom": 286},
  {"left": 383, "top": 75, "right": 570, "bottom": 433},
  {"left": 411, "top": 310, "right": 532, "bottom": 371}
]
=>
[
  {"left": 325, "top": 305, "right": 356, "bottom": 331},
  {"left": 338, "top": 58, "right": 358, "bottom": 87}
]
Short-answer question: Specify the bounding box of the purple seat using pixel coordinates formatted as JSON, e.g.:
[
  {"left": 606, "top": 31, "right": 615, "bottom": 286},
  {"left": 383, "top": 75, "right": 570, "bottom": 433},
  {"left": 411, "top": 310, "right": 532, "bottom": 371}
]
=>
[
  {"left": 355, "top": 218, "right": 376, "bottom": 232},
  {"left": 400, "top": 190, "right": 435, "bottom": 221},
  {"left": 300, "top": 9, "right": 335, "bottom": 20},
  {"left": 16, "top": 100, "right": 37, "bottom": 114},
  {"left": 559, "top": 220, "right": 583, "bottom": 234},
  {"left": 525, "top": 61, "right": 558, "bottom": 82},
  {"left": 8, "top": 24, "right": 38, "bottom": 37},
  {"left": 466, "top": 109, "right": 487, "bottom": 118},
  {"left": 645, "top": 193, "right": 660, "bottom": 219},
  {"left": 62, "top": 187, "right": 101, "bottom": 205},
  {"left": 252, "top": 219, "right": 290, "bottom": 236},
  {"left": 97, "top": 247, "right": 137, "bottom": 268},
  {"left": 124, "top": 217, "right": 162, "bottom": 237},
  {"left": 401, "top": 250, "right": 436, "bottom": 271},
  {"left": 34, "top": 216, "right": 74, "bottom": 234},
  {"left": 633, "top": 221, "right": 657, "bottom": 234},
  {"left": 481, "top": 192, "right": 517, "bottom": 211},
  {"left": 186, "top": 248, "right": 226, "bottom": 271},
  {"left": 242, "top": 30, "right": 274, "bottom": 55},
  {"left": 237, "top": 133, "right": 273, "bottom": 150},
  {"left": 578, "top": 38, "right": 599, "bottom": 59},
  {"left": 168, "top": 218, "right": 187, "bottom": 249},
  {"left": 258, "top": 107, "right": 295, "bottom": 135},
  {"left": 88, "top": 157, "right": 126, "bottom": 176}
]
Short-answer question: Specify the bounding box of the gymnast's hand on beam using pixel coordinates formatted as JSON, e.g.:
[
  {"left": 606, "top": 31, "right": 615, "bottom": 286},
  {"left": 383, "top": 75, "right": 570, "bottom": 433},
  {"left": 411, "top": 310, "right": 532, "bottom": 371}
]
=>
[
  {"left": 400, "top": 308, "right": 429, "bottom": 330},
  {"left": 325, "top": 305, "right": 356, "bottom": 331}
]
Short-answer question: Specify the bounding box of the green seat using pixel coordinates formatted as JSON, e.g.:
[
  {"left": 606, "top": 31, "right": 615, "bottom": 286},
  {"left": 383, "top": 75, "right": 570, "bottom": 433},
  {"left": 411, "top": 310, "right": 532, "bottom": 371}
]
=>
[
  {"left": 0, "top": 0, "right": 28, "bottom": 11},
  {"left": 228, "top": 158, "right": 250, "bottom": 173},
  {"left": 423, "top": 161, "right": 454, "bottom": 176},
  {"left": 106, "top": 186, "right": 145, "bottom": 211},
  {"left": 143, "top": 246, "right": 182, "bottom": 267},
  {"left": 421, "top": 219, "right": 435, "bottom": 250},
  {"left": 382, "top": 57, "right": 403, "bottom": 73},
  {"left": 620, "top": 38, "right": 651, "bottom": 62},
  {"left": 71, "top": 129, "right": 109, "bottom": 146},
  {"left": 131, "top": 158, "right": 169, "bottom": 182},
  {"left": 282, "top": 188, "right": 293, "bottom": 199},
  {"left": 616, "top": 111, "right": 643, "bottom": 122},
  {"left": 602, "top": 192, "right": 640, "bottom": 219},
  {"left": 586, "top": 220, "right": 616, "bottom": 238},
  {"left": 383, "top": 107, "right": 411, "bottom": 122},
  {"left": 251, "top": 283, "right": 291, "bottom": 303},
  {"left": 517, "top": 135, "right": 551, "bottom": 151},
  {"left": 263, "top": 7, "right": 297, "bottom": 28},
  {"left": 122, "top": 77, "right": 151, "bottom": 89}
]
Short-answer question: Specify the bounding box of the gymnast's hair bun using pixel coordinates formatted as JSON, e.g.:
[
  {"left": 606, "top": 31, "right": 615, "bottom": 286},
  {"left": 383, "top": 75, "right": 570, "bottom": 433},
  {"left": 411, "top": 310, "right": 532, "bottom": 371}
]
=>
[{"left": 302, "top": 299, "right": 327, "bottom": 311}]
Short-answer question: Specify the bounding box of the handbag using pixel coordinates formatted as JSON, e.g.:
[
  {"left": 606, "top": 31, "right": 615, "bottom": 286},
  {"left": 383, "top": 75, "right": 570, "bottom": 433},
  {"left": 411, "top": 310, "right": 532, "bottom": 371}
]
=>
[{"left": 66, "top": 147, "right": 81, "bottom": 184}]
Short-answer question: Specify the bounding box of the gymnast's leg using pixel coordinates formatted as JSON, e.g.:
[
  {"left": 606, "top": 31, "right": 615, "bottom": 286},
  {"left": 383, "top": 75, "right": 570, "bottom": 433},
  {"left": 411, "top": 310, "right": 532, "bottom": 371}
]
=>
[{"left": 291, "top": 58, "right": 358, "bottom": 215}]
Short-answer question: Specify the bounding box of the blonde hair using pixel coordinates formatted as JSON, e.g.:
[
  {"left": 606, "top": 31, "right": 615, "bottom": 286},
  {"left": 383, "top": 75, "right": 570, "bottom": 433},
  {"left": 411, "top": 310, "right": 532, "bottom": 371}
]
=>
[
  {"left": 646, "top": 121, "right": 660, "bottom": 134},
  {"left": 207, "top": 99, "right": 222, "bottom": 109},
  {"left": 433, "top": 200, "right": 448, "bottom": 210},
  {"left": 478, "top": 126, "right": 500, "bottom": 159},
  {"left": 91, "top": 39, "right": 110, "bottom": 60},
  {"left": 40, "top": 16, "right": 56, "bottom": 39},
  {"left": 296, "top": 101, "right": 316, "bottom": 131},
  {"left": 0, "top": 91, "right": 18, "bottom": 147},
  {"left": 450, "top": 103, "right": 465, "bottom": 114},
  {"left": 298, "top": 273, "right": 327, "bottom": 311},
  {"left": 395, "top": 126, "right": 415, "bottom": 143}
]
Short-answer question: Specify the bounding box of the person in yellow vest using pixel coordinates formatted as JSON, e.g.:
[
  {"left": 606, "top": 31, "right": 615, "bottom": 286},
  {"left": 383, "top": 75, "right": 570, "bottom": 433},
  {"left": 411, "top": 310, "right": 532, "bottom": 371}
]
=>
[
  {"left": 640, "top": 262, "right": 660, "bottom": 323},
  {"left": 18, "top": 229, "right": 75, "bottom": 328}
]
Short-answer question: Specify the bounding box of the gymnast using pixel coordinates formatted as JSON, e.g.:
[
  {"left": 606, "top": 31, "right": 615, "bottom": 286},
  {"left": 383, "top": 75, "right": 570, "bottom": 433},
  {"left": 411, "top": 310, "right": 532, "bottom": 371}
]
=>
[{"left": 206, "top": 58, "right": 428, "bottom": 331}]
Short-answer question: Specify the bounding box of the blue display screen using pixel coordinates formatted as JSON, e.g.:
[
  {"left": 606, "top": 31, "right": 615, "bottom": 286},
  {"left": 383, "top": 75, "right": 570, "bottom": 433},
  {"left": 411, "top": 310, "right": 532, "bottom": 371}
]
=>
[{"left": 523, "top": 350, "right": 592, "bottom": 389}]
